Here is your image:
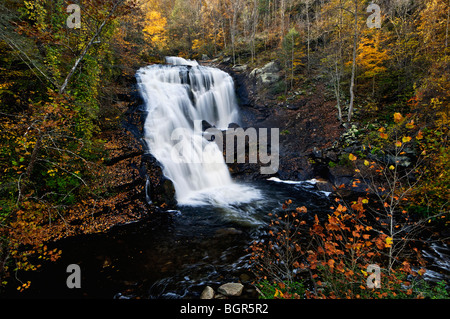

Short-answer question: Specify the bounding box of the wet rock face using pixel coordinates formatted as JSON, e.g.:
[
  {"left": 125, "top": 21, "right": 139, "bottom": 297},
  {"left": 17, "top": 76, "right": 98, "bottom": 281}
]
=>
[
  {"left": 221, "top": 61, "right": 345, "bottom": 183},
  {"left": 143, "top": 155, "right": 177, "bottom": 209}
]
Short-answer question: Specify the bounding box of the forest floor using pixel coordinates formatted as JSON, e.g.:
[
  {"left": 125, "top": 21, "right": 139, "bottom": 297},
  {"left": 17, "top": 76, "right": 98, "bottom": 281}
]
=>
[{"left": 33, "top": 91, "right": 151, "bottom": 243}]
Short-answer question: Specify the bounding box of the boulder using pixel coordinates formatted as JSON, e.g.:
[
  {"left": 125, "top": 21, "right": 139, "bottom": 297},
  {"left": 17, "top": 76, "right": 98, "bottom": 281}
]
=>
[
  {"left": 200, "top": 286, "right": 215, "bottom": 299},
  {"left": 228, "top": 122, "right": 241, "bottom": 129},
  {"left": 328, "top": 165, "right": 355, "bottom": 187},
  {"left": 260, "top": 61, "right": 280, "bottom": 74},
  {"left": 260, "top": 72, "right": 281, "bottom": 84},
  {"left": 217, "top": 283, "right": 244, "bottom": 297},
  {"left": 233, "top": 64, "right": 248, "bottom": 72},
  {"left": 250, "top": 61, "right": 281, "bottom": 85}
]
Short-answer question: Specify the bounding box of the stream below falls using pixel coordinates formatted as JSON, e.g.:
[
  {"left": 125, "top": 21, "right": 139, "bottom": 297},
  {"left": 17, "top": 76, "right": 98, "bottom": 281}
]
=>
[{"left": 5, "top": 179, "right": 334, "bottom": 299}]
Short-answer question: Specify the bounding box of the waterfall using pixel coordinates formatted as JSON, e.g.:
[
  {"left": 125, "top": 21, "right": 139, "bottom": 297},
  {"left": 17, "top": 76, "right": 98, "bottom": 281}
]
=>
[{"left": 137, "top": 57, "right": 261, "bottom": 207}]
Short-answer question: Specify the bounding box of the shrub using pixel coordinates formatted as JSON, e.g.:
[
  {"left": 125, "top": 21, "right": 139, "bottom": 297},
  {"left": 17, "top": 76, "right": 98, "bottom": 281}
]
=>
[{"left": 249, "top": 200, "right": 449, "bottom": 299}]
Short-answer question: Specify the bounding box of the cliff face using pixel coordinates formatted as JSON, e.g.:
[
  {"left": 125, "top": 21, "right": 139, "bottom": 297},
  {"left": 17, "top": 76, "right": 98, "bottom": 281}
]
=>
[{"left": 217, "top": 61, "right": 346, "bottom": 183}]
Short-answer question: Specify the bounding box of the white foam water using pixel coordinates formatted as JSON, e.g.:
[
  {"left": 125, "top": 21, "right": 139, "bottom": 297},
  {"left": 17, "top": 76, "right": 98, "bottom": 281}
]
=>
[{"left": 137, "top": 57, "right": 261, "bottom": 207}]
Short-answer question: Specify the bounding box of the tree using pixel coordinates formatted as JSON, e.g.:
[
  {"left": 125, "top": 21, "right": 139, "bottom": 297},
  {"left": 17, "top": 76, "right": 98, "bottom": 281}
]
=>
[
  {"left": 347, "top": 0, "right": 359, "bottom": 122},
  {"left": 349, "top": 113, "right": 447, "bottom": 271},
  {"left": 282, "top": 27, "right": 304, "bottom": 90},
  {"left": 301, "top": 0, "right": 312, "bottom": 70},
  {"left": 319, "top": 0, "right": 359, "bottom": 122},
  {"left": 415, "top": 0, "right": 450, "bottom": 126},
  {"left": 356, "top": 29, "right": 389, "bottom": 97},
  {"left": 0, "top": 0, "right": 144, "bottom": 289},
  {"left": 143, "top": 9, "right": 168, "bottom": 53}
]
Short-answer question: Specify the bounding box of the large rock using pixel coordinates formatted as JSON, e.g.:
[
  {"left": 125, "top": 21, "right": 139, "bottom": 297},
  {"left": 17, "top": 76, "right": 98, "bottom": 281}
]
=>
[
  {"left": 259, "top": 61, "right": 280, "bottom": 74},
  {"left": 250, "top": 61, "right": 281, "bottom": 85},
  {"left": 328, "top": 164, "right": 355, "bottom": 187},
  {"left": 232, "top": 64, "right": 248, "bottom": 72},
  {"left": 217, "top": 283, "right": 244, "bottom": 297},
  {"left": 200, "top": 286, "right": 215, "bottom": 299}
]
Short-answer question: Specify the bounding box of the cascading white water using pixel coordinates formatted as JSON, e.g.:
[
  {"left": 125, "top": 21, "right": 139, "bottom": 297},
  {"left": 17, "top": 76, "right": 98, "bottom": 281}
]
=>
[{"left": 137, "top": 57, "right": 261, "bottom": 207}]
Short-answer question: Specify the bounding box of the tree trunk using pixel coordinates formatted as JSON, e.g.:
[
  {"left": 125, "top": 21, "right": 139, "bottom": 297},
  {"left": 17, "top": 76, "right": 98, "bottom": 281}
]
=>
[
  {"left": 335, "top": 61, "right": 342, "bottom": 122},
  {"left": 280, "top": 0, "right": 286, "bottom": 43},
  {"left": 446, "top": 0, "right": 449, "bottom": 53},
  {"left": 348, "top": 0, "right": 358, "bottom": 122},
  {"left": 306, "top": 0, "right": 310, "bottom": 71},
  {"left": 251, "top": 0, "right": 259, "bottom": 63}
]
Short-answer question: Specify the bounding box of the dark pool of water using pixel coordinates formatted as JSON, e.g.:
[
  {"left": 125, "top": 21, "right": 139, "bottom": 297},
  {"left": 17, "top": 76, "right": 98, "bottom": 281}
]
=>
[{"left": 2, "top": 179, "right": 334, "bottom": 299}]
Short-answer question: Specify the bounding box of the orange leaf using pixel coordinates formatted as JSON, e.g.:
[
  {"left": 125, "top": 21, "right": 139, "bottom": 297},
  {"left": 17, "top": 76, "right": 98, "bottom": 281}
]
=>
[
  {"left": 327, "top": 259, "right": 335, "bottom": 268},
  {"left": 416, "top": 131, "right": 423, "bottom": 140},
  {"left": 336, "top": 204, "right": 347, "bottom": 213},
  {"left": 380, "top": 132, "right": 388, "bottom": 139},
  {"left": 394, "top": 112, "right": 403, "bottom": 123}
]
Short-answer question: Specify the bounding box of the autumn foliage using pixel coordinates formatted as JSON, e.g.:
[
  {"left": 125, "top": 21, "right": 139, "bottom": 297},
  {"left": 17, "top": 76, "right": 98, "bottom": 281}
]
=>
[
  {"left": 249, "top": 198, "right": 446, "bottom": 299},
  {"left": 1, "top": 0, "right": 449, "bottom": 298},
  {"left": 0, "top": 0, "right": 150, "bottom": 291}
]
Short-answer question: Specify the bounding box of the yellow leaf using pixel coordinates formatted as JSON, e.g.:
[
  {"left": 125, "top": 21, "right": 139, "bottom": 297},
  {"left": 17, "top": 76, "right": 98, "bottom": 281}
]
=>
[
  {"left": 416, "top": 131, "right": 423, "bottom": 140},
  {"left": 349, "top": 154, "right": 357, "bottom": 161},
  {"left": 274, "top": 289, "right": 282, "bottom": 298},
  {"left": 405, "top": 120, "right": 415, "bottom": 129},
  {"left": 389, "top": 165, "right": 395, "bottom": 170},
  {"left": 364, "top": 160, "right": 370, "bottom": 166},
  {"left": 394, "top": 113, "right": 403, "bottom": 123},
  {"left": 395, "top": 141, "right": 402, "bottom": 147},
  {"left": 418, "top": 268, "right": 426, "bottom": 276},
  {"left": 402, "top": 136, "right": 412, "bottom": 143},
  {"left": 386, "top": 237, "right": 393, "bottom": 247},
  {"left": 362, "top": 199, "right": 369, "bottom": 204}
]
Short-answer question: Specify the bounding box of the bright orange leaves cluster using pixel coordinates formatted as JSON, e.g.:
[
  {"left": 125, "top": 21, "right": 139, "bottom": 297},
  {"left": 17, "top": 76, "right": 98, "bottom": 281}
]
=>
[{"left": 249, "top": 197, "right": 429, "bottom": 299}]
